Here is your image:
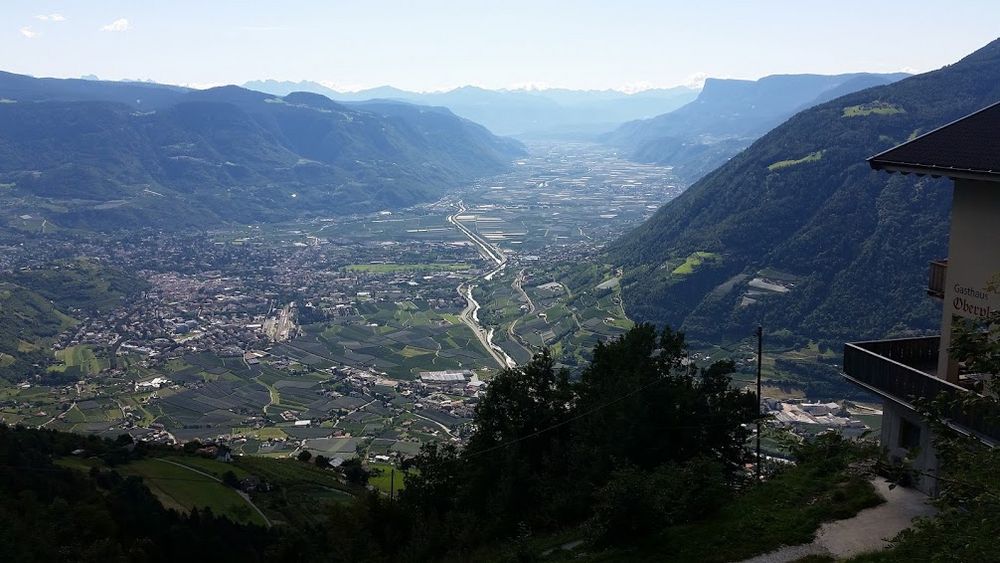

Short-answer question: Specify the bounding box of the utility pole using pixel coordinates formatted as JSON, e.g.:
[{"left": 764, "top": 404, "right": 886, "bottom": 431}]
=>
[
  {"left": 756, "top": 325, "right": 763, "bottom": 482},
  {"left": 389, "top": 467, "right": 395, "bottom": 501}
]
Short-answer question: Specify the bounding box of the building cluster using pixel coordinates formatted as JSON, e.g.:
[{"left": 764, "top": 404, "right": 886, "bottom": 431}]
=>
[{"left": 764, "top": 398, "right": 872, "bottom": 439}]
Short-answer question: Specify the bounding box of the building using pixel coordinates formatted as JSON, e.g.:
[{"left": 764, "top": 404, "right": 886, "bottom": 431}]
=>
[
  {"left": 842, "top": 102, "right": 1000, "bottom": 494},
  {"left": 419, "top": 370, "right": 472, "bottom": 384}
]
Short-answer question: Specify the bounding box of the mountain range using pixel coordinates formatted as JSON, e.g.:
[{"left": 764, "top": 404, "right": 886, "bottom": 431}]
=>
[
  {"left": 603, "top": 72, "right": 909, "bottom": 183},
  {"left": 0, "top": 72, "right": 524, "bottom": 230},
  {"left": 609, "top": 39, "right": 1000, "bottom": 349},
  {"left": 243, "top": 80, "right": 700, "bottom": 138}
]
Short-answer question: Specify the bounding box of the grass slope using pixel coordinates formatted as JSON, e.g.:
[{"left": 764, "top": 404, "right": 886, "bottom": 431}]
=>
[{"left": 119, "top": 458, "right": 267, "bottom": 526}]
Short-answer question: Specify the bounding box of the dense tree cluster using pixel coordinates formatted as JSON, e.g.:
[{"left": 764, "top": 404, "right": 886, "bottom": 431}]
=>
[
  {"left": 0, "top": 426, "right": 287, "bottom": 563},
  {"left": 324, "top": 324, "right": 760, "bottom": 560}
]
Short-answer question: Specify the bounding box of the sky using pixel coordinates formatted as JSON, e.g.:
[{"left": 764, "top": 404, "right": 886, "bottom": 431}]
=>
[{"left": 3, "top": 1, "right": 1000, "bottom": 92}]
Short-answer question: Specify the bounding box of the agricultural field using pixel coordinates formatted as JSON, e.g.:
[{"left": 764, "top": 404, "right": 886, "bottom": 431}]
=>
[
  {"left": 842, "top": 101, "right": 905, "bottom": 117},
  {"left": 369, "top": 461, "right": 408, "bottom": 496},
  {"left": 278, "top": 300, "right": 499, "bottom": 380},
  {"left": 57, "top": 452, "right": 358, "bottom": 528},
  {"left": 671, "top": 251, "right": 722, "bottom": 275},
  {"left": 50, "top": 345, "right": 107, "bottom": 375},
  {"left": 767, "top": 150, "right": 825, "bottom": 171},
  {"left": 119, "top": 458, "right": 267, "bottom": 526},
  {"left": 233, "top": 455, "right": 355, "bottom": 526},
  {"left": 475, "top": 261, "right": 633, "bottom": 369}
]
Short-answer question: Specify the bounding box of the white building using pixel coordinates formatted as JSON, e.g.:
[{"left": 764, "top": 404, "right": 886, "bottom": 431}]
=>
[{"left": 842, "top": 102, "right": 1000, "bottom": 494}]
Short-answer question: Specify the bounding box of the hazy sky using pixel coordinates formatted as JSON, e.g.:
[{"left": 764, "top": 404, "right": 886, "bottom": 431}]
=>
[{"left": 4, "top": 1, "right": 999, "bottom": 92}]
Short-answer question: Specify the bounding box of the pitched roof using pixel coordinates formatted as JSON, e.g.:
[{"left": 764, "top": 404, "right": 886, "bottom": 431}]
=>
[{"left": 868, "top": 101, "right": 1000, "bottom": 181}]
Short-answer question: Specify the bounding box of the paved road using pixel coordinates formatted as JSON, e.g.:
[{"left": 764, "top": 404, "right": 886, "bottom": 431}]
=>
[
  {"left": 448, "top": 201, "right": 517, "bottom": 369},
  {"left": 447, "top": 200, "right": 506, "bottom": 266},
  {"left": 412, "top": 411, "right": 455, "bottom": 438},
  {"left": 506, "top": 269, "right": 536, "bottom": 355}
]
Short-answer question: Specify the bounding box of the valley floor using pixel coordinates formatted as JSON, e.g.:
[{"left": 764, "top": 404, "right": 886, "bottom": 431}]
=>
[{"left": 1, "top": 142, "right": 687, "bottom": 461}]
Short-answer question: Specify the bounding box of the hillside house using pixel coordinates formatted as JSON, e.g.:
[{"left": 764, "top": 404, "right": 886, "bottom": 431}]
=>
[{"left": 842, "top": 102, "right": 1000, "bottom": 494}]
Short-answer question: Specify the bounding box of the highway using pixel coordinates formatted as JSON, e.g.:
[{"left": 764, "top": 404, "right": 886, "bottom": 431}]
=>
[{"left": 447, "top": 201, "right": 517, "bottom": 369}]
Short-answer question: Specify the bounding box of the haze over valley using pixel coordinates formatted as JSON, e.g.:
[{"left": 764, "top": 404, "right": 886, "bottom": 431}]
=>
[{"left": 3, "top": 3, "right": 1000, "bottom": 561}]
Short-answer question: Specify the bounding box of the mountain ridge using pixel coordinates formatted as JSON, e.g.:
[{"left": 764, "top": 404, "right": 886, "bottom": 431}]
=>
[
  {"left": 604, "top": 72, "right": 909, "bottom": 182},
  {"left": 608, "top": 38, "right": 1000, "bottom": 346},
  {"left": 243, "top": 80, "right": 701, "bottom": 137},
  {"left": 0, "top": 71, "right": 524, "bottom": 230}
]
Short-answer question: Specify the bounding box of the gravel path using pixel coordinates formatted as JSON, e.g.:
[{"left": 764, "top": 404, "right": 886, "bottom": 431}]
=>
[{"left": 738, "top": 478, "right": 935, "bottom": 563}]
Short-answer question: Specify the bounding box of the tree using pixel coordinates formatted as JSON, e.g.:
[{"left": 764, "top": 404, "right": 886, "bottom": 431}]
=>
[
  {"left": 340, "top": 458, "right": 371, "bottom": 486},
  {"left": 314, "top": 455, "right": 330, "bottom": 468},
  {"left": 459, "top": 348, "right": 575, "bottom": 537},
  {"left": 950, "top": 310, "right": 1000, "bottom": 378},
  {"left": 400, "top": 442, "right": 461, "bottom": 519},
  {"left": 296, "top": 450, "right": 312, "bottom": 463},
  {"left": 222, "top": 470, "right": 240, "bottom": 489},
  {"left": 572, "top": 324, "right": 758, "bottom": 482}
]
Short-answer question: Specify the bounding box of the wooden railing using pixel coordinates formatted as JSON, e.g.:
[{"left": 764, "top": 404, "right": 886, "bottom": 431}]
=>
[
  {"left": 843, "top": 336, "right": 1000, "bottom": 442},
  {"left": 928, "top": 259, "right": 948, "bottom": 299}
]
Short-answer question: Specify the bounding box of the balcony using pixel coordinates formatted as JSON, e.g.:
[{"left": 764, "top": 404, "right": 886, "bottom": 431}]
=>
[
  {"left": 843, "top": 336, "right": 1000, "bottom": 441},
  {"left": 927, "top": 259, "right": 947, "bottom": 298}
]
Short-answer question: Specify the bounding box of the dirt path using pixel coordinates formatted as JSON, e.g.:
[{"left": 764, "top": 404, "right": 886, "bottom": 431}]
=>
[
  {"left": 737, "top": 478, "right": 935, "bottom": 563},
  {"left": 155, "top": 458, "right": 273, "bottom": 528}
]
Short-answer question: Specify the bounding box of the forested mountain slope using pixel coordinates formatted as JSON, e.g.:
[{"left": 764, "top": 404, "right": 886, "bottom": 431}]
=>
[
  {"left": 0, "top": 73, "right": 524, "bottom": 230},
  {"left": 609, "top": 39, "right": 1000, "bottom": 345},
  {"left": 605, "top": 72, "right": 907, "bottom": 183}
]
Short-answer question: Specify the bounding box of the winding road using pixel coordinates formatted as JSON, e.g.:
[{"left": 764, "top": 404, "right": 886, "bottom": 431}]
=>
[
  {"left": 447, "top": 201, "right": 517, "bottom": 369},
  {"left": 506, "top": 269, "right": 536, "bottom": 355}
]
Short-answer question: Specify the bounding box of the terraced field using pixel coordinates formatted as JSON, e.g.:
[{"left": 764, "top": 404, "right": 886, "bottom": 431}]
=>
[{"left": 476, "top": 262, "right": 633, "bottom": 368}]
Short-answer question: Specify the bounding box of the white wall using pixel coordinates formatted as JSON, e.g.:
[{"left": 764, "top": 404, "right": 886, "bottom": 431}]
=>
[
  {"left": 937, "top": 179, "right": 1000, "bottom": 380},
  {"left": 880, "top": 399, "right": 939, "bottom": 495}
]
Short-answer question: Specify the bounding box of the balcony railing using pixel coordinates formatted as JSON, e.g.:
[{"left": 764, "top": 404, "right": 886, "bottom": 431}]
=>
[
  {"left": 843, "top": 336, "right": 1000, "bottom": 442},
  {"left": 928, "top": 259, "right": 948, "bottom": 298}
]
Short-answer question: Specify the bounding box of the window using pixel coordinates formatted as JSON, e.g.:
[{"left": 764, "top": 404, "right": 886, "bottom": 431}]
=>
[{"left": 899, "top": 418, "right": 922, "bottom": 450}]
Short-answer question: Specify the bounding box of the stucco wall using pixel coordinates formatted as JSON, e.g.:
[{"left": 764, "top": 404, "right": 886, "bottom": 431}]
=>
[
  {"left": 937, "top": 179, "right": 1000, "bottom": 380},
  {"left": 880, "top": 399, "right": 939, "bottom": 495}
]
